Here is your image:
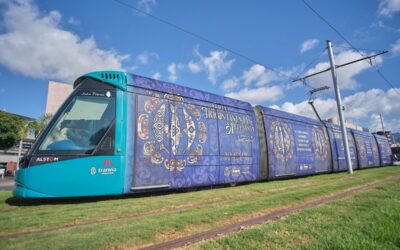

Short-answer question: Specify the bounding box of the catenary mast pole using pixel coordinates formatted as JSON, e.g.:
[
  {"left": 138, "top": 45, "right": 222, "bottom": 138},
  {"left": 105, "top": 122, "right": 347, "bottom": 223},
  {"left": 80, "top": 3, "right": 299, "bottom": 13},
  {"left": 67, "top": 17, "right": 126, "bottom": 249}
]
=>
[
  {"left": 327, "top": 40, "right": 353, "bottom": 174},
  {"left": 380, "top": 114, "right": 386, "bottom": 138}
]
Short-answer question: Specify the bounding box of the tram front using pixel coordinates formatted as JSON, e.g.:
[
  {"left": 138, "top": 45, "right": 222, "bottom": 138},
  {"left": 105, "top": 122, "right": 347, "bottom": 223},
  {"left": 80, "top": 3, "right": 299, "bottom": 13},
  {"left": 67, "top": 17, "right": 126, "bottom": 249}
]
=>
[{"left": 14, "top": 71, "right": 127, "bottom": 198}]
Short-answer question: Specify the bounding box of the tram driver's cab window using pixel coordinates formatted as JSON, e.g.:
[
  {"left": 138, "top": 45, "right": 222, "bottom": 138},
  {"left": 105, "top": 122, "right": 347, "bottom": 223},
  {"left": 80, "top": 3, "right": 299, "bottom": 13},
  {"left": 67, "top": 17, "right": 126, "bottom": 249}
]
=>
[{"left": 38, "top": 92, "right": 115, "bottom": 154}]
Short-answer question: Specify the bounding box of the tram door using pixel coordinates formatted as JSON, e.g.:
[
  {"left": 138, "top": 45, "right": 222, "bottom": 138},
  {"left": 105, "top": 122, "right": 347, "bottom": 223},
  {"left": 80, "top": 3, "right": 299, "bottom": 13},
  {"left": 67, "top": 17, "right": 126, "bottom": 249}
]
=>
[{"left": 132, "top": 94, "right": 171, "bottom": 189}]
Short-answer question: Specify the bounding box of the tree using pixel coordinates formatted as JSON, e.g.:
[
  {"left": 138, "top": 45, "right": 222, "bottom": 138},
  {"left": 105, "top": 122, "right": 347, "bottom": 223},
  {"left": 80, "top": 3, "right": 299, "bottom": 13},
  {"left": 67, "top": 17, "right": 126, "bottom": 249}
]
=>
[
  {"left": 0, "top": 111, "right": 25, "bottom": 150},
  {"left": 16, "top": 114, "right": 53, "bottom": 169},
  {"left": 27, "top": 114, "right": 53, "bottom": 138},
  {"left": 0, "top": 111, "right": 53, "bottom": 151}
]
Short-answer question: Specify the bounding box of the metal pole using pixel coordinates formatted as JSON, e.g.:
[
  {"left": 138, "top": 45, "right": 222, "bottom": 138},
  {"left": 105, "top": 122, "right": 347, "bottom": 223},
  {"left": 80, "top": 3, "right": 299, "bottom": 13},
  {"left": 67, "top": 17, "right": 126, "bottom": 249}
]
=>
[
  {"left": 327, "top": 40, "right": 353, "bottom": 174},
  {"left": 17, "top": 139, "right": 23, "bottom": 170},
  {"left": 379, "top": 114, "right": 386, "bottom": 138}
]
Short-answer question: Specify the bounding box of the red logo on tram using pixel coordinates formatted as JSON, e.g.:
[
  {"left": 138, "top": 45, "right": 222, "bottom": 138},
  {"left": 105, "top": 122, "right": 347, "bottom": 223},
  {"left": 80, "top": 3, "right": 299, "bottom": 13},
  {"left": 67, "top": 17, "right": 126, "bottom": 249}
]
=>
[{"left": 102, "top": 160, "right": 114, "bottom": 167}]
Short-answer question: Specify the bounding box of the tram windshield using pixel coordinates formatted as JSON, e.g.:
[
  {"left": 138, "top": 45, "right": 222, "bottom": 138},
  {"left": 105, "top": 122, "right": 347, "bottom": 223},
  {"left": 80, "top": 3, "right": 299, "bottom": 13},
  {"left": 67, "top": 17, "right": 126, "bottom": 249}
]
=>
[{"left": 38, "top": 90, "right": 115, "bottom": 154}]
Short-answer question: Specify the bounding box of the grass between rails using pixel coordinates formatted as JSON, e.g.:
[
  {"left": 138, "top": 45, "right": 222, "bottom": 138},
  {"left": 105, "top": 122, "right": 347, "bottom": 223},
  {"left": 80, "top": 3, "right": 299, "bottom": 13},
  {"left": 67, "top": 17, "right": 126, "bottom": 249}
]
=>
[
  {"left": 0, "top": 167, "right": 398, "bottom": 249},
  {"left": 0, "top": 168, "right": 394, "bottom": 234},
  {"left": 0, "top": 169, "right": 382, "bottom": 234},
  {"left": 195, "top": 178, "right": 400, "bottom": 250}
]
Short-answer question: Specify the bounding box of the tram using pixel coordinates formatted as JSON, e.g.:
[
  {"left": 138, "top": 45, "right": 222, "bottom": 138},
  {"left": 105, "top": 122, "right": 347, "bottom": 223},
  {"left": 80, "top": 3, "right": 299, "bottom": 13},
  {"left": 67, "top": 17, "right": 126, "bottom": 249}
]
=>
[{"left": 14, "top": 71, "right": 392, "bottom": 198}]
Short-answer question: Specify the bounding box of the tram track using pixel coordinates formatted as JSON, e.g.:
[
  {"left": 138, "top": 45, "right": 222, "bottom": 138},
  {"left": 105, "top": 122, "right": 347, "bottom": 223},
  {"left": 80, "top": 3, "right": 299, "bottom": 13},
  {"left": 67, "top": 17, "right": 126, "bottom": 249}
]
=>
[
  {"left": 0, "top": 171, "right": 386, "bottom": 239},
  {"left": 138, "top": 175, "right": 400, "bottom": 250}
]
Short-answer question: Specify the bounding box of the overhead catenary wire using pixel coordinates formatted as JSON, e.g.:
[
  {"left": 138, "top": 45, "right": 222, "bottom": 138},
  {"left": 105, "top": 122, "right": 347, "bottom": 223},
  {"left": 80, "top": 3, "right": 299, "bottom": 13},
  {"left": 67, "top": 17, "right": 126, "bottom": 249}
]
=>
[
  {"left": 301, "top": 0, "right": 400, "bottom": 97},
  {"left": 287, "top": 46, "right": 338, "bottom": 100},
  {"left": 333, "top": 45, "right": 387, "bottom": 53},
  {"left": 293, "top": 51, "right": 388, "bottom": 83},
  {"left": 279, "top": 45, "right": 340, "bottom": 102},
  {"left": 112, "top": 0, "right": 328, "bottom": 90},
  {"left": 112, "top": 0, "right": 374, "bottom": 103},
  {"left": 285, "top": 47, "right": 327, "bottom": 91},
  {"left": 113, "top": 0, "right": 348, "bottom": 124},
  {"left": 295, "top": 49, "right": 389, "bottom": 101},
  {"left": 113, "top": 0, "right": 286, "bottom": 78}
]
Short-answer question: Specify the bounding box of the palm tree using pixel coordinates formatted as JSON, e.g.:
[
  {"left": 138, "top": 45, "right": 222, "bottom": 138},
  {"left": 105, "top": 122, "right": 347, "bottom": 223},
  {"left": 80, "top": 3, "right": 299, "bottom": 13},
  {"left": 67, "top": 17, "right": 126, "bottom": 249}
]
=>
[
  {"left": 16, "top": 114, "right": 53, "bottom": 169},
  {"left": 29, "top": 114, "right": 53, "bottom": 138}
]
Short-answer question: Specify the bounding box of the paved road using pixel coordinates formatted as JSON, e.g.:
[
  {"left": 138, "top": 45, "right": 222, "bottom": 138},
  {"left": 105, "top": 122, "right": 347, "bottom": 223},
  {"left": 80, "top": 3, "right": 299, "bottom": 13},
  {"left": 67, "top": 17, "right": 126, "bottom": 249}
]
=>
[{"left": 0, "top": 177, "right": 15, "bottom": 191}]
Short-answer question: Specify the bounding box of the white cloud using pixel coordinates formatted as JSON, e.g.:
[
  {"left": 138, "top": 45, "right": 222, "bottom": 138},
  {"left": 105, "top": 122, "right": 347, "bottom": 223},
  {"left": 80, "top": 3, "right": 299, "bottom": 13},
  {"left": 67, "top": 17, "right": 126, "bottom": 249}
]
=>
[
  {"left": 225, "top": 86, "right": 284, "bottom": 105},
  {"left": 222, "top": 64, "right": 304, "bottom": 89},
  {"left": 343, "top": 88, "right": 400, "bottom": 120},
  {"left": 300, "top": 39, "right": 320, "bottom": 53},
  {"left": 378, "top": 0, "right": 400, "bottom": 17},
  {"left": 67, "top": 16, "right": 80, "bottom": 26},
  {"left": 221, "top": 63, "right": 301, "bottom": 95},
  {"left": 168, "top": 63, "right": 178, "bottom": 81},
  {"left": 188, "top": 47, "right": 235, "bottom": 84},
  {"left": 167, "top": 62, "right": 183, "bottom": 82},
  {"left": 391, "top": 39, "right": 400, "bottom": 56},
  {"left": 242, "top": 64, "right": 279, "bottom": 86},
  {"left": 126, "top": 51, "right": 159, "bottom": 72},
  {"left": 220, "top": 64, "right": 301, "bottom": 104},
  {"left": 0, "top": 0, "right": 129, "bottom": 82},
  {"left": 272, "top": 88, "right": 400, "bottom": 132},
  {"left": 300, "top": 39, "right": 319, "bottom": 53},
  {"left": 270, "top": 98, "right": 338, "bottom": 121},
  {"left": 136, "top": 51, "right": 159, "bottom": 65},
  {"left": 370, "top": 20, "right": 400, "bottom": 33},
  {"left": 368, "top": 114, "right": 400, "bottom": 132},
  {"left": 137, "top": 0, "right": 158, "bottom": 13},
  {"left": 221, "top": 77, "right": 239, "bottom": 90},
  {"left": 304, "top": 50, "right": 383, "bottom": 90},
  {"left": 151, "top": 72, "right": 161, "bottom": 80},
  {"left": 188, "top": 60, "right": 202, "bottom": 73}
]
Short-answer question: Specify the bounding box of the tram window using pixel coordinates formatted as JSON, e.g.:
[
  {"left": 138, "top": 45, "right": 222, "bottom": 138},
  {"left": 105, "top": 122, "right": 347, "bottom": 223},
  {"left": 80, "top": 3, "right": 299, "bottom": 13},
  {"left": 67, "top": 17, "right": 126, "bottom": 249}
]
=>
[{"left": 38, "top": 94, "right": 115, "bottom": 154}]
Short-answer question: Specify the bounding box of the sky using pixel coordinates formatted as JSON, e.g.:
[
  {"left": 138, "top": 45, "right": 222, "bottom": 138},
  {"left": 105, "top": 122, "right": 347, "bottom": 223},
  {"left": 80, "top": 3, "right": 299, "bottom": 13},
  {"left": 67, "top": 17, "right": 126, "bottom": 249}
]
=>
[{"left": 0, "top": 0, "right": 399, "bottom": 132}]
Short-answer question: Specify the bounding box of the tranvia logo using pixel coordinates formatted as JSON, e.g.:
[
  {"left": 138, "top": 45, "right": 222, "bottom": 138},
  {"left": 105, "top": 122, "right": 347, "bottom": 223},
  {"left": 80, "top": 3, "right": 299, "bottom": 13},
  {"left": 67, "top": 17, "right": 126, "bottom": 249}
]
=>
[
  {"left": 90, "top": 160, "right": 117, "bottom": 176},
  {"left": 90, "top": 167, "right": 96, "bottom": 175}
]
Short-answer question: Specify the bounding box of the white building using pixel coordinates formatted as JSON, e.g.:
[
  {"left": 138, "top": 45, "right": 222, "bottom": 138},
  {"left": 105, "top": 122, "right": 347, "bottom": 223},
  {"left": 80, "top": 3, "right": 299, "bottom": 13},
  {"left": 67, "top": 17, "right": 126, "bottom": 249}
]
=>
[{"left": 45, "top": 81, "right": 73, "bottom": 115}]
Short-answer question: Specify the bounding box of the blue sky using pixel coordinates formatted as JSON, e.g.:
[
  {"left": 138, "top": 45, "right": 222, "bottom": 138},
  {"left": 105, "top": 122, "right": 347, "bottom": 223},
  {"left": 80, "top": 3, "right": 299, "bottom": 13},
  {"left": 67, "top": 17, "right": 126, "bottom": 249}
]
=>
[{"left": 0, "top": 0, "right": 399, "bottom": 132}]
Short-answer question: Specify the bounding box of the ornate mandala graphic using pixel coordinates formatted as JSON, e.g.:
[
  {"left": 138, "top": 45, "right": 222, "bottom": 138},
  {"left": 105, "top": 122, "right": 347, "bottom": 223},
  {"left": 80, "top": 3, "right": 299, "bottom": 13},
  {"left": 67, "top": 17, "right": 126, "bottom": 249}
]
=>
[
  {"left": 137, "top": 94, "right": 207, "bottom": 172},
  {"left": 137, "top": 114, "right": 149, "bottom": 140},
  {"left": 269, "top": 120, "right": 294, "bottom": 162},
  {"left": 355, "top": 137, "right": 367, "bottom": 159},
  {"left": 312, "top": 127, "right": 328, "bottom": 160}
]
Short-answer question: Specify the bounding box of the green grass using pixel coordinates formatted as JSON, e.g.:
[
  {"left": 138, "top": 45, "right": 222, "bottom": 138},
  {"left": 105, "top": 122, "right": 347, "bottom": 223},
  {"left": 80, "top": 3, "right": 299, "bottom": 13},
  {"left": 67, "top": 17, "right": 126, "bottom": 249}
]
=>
[
  {"left": 196, "top": 177, "right": 400, "bottom": 250},
  {"left": 0, "top": 166, "right": 399, "bottom": 249}
]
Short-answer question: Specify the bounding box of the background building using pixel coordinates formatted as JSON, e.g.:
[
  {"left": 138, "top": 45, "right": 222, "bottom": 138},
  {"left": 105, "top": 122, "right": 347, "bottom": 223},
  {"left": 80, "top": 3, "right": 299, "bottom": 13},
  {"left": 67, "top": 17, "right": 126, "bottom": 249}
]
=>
[
  {"left": 374, "top": 131, "right": 394, "bottom": 145},
  {"left": 1, "top": 80, "right": 73, "bottom": 169},
  {"left": 0, "top": 111, "right": 35, "bottom": 166},
  {"left": 45, "top": 81, "right": 73, "bottom": 115},
  {"left": 326, "top": 117, "right": 367, "bottom": 132},
  {"left": 391, "top": 132, "right": 400, "bottom": 144}
]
